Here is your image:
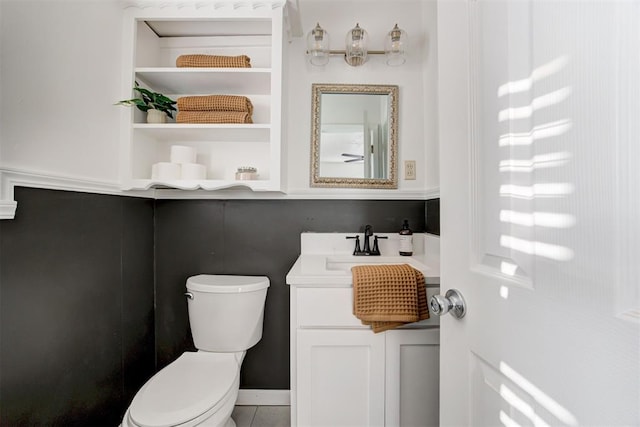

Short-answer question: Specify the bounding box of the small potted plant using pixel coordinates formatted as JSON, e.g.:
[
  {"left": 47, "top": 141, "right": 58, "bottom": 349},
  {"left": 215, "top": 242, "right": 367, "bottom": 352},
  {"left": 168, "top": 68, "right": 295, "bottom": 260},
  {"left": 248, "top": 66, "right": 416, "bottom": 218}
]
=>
[{"left": 116, "top": 82, "right": 177, "bottom": 123}]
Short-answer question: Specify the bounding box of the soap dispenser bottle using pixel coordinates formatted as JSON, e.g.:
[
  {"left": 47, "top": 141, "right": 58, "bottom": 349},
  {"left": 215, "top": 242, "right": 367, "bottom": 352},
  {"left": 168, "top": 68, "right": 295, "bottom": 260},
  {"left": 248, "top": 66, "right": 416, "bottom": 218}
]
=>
[{"left": 399, "top": 219, "right": 413, "bottom": 256}]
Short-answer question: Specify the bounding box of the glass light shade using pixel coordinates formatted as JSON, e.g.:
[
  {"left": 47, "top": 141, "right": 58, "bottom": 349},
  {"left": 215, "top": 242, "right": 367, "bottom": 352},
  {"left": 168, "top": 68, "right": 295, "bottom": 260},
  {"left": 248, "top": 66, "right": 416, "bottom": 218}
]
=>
[
  {"left": 384, "top": 24, "right": 408, "bottom": 66},
  {"left": 306, "top": 23, "right": 330, "bottom": 66},
  {"left": 345, "top": 23, "right": 368, "bottom": 66}
]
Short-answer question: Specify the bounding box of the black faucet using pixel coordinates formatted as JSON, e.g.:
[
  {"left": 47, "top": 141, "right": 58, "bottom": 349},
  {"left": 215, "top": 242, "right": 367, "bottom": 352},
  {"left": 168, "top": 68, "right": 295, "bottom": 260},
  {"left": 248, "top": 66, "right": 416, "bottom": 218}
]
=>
[
  {"left": 346, "top": 225, "right": 388, "bottom": 256},
  {"left": 362, "top": 225, "right": 374, "bottom": 254}
]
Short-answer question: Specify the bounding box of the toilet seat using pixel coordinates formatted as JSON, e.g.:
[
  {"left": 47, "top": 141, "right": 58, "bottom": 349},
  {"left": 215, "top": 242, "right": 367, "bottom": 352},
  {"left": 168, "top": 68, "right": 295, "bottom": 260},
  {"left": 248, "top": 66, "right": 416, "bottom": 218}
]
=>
[{"left": 128, "top": 352, "right": 239, "bottom": 427}]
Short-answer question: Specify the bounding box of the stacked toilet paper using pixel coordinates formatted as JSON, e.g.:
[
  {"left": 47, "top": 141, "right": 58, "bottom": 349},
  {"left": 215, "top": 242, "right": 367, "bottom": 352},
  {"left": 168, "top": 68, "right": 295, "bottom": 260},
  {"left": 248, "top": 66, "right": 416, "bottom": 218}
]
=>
[{"left": 151, "top": 145, "right": 207, "bottom": 181}]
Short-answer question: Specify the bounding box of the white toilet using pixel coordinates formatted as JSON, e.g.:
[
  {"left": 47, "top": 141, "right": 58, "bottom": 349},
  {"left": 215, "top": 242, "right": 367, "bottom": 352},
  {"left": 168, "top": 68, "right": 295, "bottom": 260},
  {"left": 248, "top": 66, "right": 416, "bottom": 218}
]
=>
[{"left": 121, "top": 274, "right": 270, "bottom": 427}]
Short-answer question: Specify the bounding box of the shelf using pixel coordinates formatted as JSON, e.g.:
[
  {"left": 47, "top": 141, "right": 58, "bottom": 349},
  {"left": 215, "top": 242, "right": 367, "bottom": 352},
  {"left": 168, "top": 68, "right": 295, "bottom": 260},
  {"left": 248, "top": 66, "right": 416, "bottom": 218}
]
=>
[
  {"left": 132, "top": 123, "right": 270, "bottom": 141},
  {"left": 135, "top": 67, "right": 272, "bottom": 94},
  {"left": 125, "top": 179, "right": 275, "bottom": 191},
  {"left": 121, "top": 4, "right": 286, "bottom": 194}
]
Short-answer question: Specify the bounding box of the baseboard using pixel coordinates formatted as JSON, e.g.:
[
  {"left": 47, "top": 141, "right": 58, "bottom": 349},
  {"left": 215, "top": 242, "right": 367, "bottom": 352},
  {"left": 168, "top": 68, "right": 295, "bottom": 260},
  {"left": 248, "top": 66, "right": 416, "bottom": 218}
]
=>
[{"left": 236, "top": 389, "right": 291, "bottom": 406}]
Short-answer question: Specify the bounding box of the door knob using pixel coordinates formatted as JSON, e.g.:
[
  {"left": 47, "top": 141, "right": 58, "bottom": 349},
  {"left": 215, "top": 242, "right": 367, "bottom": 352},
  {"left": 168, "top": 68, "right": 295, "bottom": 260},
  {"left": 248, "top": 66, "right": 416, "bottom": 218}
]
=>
[{"left": 429, "top": 289, "right": 466, "bottom": 319}]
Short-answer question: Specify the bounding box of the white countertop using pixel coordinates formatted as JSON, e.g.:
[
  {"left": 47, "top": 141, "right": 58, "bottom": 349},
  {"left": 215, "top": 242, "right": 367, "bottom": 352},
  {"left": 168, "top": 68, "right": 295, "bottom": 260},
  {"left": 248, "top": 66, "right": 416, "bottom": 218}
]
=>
[{"left": 286, "top": 232, "right": 440, "bottom": 287}]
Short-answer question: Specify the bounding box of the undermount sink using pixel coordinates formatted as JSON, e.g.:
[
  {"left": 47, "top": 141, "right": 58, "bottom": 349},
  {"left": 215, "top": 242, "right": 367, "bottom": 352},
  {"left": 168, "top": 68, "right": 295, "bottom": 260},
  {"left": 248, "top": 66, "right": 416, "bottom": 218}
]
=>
[{"left": 325, "top": 255, "right": 430, "bottom": 272}]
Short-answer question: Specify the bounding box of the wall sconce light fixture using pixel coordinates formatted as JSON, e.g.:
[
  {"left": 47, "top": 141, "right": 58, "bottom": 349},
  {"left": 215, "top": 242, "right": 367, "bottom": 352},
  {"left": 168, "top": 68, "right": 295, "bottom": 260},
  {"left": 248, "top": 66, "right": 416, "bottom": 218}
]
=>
[
  {"left": 307, "top": 22, "right": 331, "bottom": 66},
  {"left": 306, "top": 22, "right": 408, "bottom": 67}
]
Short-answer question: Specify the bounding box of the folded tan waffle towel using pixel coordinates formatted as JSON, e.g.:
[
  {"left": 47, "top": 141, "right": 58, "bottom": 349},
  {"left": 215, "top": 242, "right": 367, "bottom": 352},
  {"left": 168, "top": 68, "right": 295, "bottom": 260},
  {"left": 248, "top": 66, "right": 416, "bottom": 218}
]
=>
[
  {"left": 176, "top": 111, "right": 253, "bottom": 124},
  {"left": 176, "top": 54, "right": 251, "bottom": 68},
  {"left": 352, "top": 264, "right": 429, "bottom": 333},
  {"left": 177, "top": 95, "right": 253, "bottom": 114}
]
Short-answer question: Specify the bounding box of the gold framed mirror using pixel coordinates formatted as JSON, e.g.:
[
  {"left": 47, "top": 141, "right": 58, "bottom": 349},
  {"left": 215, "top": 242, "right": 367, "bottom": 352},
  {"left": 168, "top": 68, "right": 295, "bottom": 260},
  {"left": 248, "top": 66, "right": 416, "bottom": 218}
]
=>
[{"left": 310, "top": 83, "right": 398, "bottom": 188}]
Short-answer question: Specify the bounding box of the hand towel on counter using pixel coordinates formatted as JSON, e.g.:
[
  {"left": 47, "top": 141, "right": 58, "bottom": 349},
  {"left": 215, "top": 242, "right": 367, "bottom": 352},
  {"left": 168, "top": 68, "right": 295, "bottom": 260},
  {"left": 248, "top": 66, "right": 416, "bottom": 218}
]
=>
[
  {"left": 176, "top": 54, "right": 251, "bottom": 68},
  {"left": 177, "top": 95, "right": 253, "bottom": 114},
  {"left": 176, "top": 111, "right": 253, "bottom": 124},
  {"left": 352, "top": 264, "right": 429, "bottom": 333}
]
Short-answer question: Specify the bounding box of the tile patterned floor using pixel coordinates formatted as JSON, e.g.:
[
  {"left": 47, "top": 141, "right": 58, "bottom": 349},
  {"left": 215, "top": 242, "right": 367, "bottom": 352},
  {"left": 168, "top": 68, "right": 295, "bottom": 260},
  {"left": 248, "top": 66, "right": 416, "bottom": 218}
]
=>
[{"left": 231, "top": 406, "right": 290, "bottom": 427}]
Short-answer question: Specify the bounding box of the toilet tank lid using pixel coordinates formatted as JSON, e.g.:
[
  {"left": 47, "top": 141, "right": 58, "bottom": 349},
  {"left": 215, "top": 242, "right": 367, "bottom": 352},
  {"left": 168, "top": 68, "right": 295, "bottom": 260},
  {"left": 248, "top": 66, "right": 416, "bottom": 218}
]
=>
[{"left": 186, "top": 274, "right": 270, "bottom": 293}]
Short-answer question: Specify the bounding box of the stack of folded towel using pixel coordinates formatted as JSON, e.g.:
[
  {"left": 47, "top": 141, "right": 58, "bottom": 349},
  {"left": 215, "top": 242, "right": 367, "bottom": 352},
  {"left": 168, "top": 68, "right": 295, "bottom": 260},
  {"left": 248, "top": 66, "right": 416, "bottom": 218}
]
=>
[
  {"left": 176, "top": 95, "right": 254, "bottom": 124},
  {"left": 352, "top": 264, "right": 429, "bottom": 333},
  {"left": 176, "top": 54, "right": 251, "bottom": 68}
]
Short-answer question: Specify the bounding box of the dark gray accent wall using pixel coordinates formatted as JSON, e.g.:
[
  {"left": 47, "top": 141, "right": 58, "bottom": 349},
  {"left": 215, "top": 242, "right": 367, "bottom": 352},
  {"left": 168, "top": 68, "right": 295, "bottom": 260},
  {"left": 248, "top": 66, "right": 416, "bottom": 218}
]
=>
[
  {"left": 0, "top": 187, "right": 155, "bottom": 426},
  {"left": 0, "top": 189, "right": 439, "bottom": 424},
  {"left": 426, "top": 198, "right": 440, "bottom": 236},
  {"left": 154, "top": 199, "right": 427, "bottom": 389}
]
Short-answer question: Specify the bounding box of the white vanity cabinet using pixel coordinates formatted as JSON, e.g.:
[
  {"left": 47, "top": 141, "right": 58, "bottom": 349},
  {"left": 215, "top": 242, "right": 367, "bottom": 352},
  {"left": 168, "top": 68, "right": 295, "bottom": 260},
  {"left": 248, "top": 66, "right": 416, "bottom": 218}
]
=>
[
  {"left": 290, "top": 285, "right": 440, "bottom": 427},
  {"left": 119, "top": 1, "right": 288, "bottom": 192},
  {"left": 384, "top": 329, "right": 440, "bottom": 427},
  {"left": 296, "top": 328, "right": 386, "bottom": 426}
]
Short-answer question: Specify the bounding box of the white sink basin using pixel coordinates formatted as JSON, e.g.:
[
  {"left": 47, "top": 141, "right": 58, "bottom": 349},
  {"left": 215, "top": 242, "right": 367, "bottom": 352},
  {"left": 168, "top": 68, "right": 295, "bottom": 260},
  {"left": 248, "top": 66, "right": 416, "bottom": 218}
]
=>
[
  {"left": 286, "top": 233, "right": 440, "bottom": 286},
  {"left": 325, "top": 255, "right": 430, "bottom": 272}
]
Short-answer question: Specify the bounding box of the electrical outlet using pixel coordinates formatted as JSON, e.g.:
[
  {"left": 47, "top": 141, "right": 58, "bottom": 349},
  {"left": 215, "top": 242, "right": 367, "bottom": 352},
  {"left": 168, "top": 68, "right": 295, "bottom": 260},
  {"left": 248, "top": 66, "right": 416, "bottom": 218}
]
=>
[{"left": 404, "top": 160, "right": 416, "bottom": 180}]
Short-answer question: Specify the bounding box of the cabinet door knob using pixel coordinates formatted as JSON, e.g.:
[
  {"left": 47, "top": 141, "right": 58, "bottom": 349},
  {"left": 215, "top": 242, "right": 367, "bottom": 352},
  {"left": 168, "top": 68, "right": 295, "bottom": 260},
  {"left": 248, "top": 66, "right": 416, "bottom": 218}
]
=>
[{"left": 429, "top": 289, "right": 466, "bottom": 319}]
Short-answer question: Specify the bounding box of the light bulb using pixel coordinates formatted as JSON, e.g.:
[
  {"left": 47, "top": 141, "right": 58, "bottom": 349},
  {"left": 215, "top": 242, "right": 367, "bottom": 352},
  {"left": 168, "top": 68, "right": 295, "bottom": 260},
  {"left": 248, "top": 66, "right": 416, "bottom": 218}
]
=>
[
  {"left": 306, "top": 22, "right": 330, "bottom": 66},
  {"left": 345, "top": 23, "right": 368, "bottom": 66},
  {"left": 384, "top": 23, "right": 408, "bottom": 66}
]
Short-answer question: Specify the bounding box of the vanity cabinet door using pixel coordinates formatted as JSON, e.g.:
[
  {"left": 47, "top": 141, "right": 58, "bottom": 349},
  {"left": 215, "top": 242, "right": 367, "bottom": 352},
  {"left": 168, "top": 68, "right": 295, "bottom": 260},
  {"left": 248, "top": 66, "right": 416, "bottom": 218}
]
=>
[
  {"left": 296, "top": 329, "right": 385, "bottom": 427},
  {"left": 385, "top": 329, "right": 440, "bottom": 427}
]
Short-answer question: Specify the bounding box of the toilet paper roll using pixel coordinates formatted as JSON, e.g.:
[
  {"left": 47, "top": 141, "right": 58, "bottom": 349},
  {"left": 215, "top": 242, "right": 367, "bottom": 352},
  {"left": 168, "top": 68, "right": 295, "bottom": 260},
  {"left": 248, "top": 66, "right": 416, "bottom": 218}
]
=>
[
  {"left": 181, "top": 163, "right": 207, "bottom": 180},
  {"left": 170, "top": 145, "right": 197, "bottom": 164},
  {"left": 151, "top": 162, "right": 181, "bottom": 181}
]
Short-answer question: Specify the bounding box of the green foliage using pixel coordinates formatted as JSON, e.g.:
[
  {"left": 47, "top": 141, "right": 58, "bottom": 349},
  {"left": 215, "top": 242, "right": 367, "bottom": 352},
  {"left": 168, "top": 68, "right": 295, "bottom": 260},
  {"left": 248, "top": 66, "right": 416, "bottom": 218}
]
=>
[{"left": 116, "top": 82, "right": 177, "bottom": 118}]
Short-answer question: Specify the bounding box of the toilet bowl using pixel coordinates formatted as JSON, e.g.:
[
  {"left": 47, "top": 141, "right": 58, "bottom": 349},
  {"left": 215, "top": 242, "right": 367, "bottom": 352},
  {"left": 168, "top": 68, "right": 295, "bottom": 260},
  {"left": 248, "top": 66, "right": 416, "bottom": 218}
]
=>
[
  {"left": 121, "top": 275, "right": 269, "bottom": 427},
  {"left": 122, "top": 352, "right": 241, "bottom": 427}
]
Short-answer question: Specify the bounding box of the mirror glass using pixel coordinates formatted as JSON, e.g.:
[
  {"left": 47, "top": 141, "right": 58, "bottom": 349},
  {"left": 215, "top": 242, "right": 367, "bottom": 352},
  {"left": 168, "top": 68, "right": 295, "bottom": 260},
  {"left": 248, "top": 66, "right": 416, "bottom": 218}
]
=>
[{"left": 310, "top": 84, "right": 398, "bottom": 188}]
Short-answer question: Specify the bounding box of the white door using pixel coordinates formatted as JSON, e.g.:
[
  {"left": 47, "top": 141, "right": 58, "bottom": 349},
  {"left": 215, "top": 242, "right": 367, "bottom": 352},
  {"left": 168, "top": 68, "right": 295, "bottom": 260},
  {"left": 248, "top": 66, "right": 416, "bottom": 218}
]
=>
[{"left": 437, "top": 1, "right": 640, "bottom": 426}]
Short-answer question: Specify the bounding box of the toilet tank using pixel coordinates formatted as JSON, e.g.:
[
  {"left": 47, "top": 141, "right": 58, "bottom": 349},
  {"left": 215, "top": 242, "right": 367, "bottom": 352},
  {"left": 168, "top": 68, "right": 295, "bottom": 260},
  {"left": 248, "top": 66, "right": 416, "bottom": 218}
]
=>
[{"left": 186, "top": 275, "right": 270, "bottom": 352}]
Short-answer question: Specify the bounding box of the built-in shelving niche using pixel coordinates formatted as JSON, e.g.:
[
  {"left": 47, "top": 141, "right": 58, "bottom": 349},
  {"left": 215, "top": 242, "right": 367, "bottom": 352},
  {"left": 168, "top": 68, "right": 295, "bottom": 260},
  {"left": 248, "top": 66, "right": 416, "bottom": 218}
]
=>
[{"left": 120, "top": 1, "right": 287, "bottom": 192}]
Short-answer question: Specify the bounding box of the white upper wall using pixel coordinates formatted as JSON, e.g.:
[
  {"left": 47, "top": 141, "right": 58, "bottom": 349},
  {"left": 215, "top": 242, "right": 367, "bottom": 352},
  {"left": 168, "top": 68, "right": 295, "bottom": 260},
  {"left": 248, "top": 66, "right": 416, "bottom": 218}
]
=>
[
  {"left": 0, "top": 0, "right": 123, "bottom": 184},
  {"left": 287, "top": 0, "right": 439, "bottom": 195},
  {"left": 0, "top": 0, "right": 439, "bottom": 197}
]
